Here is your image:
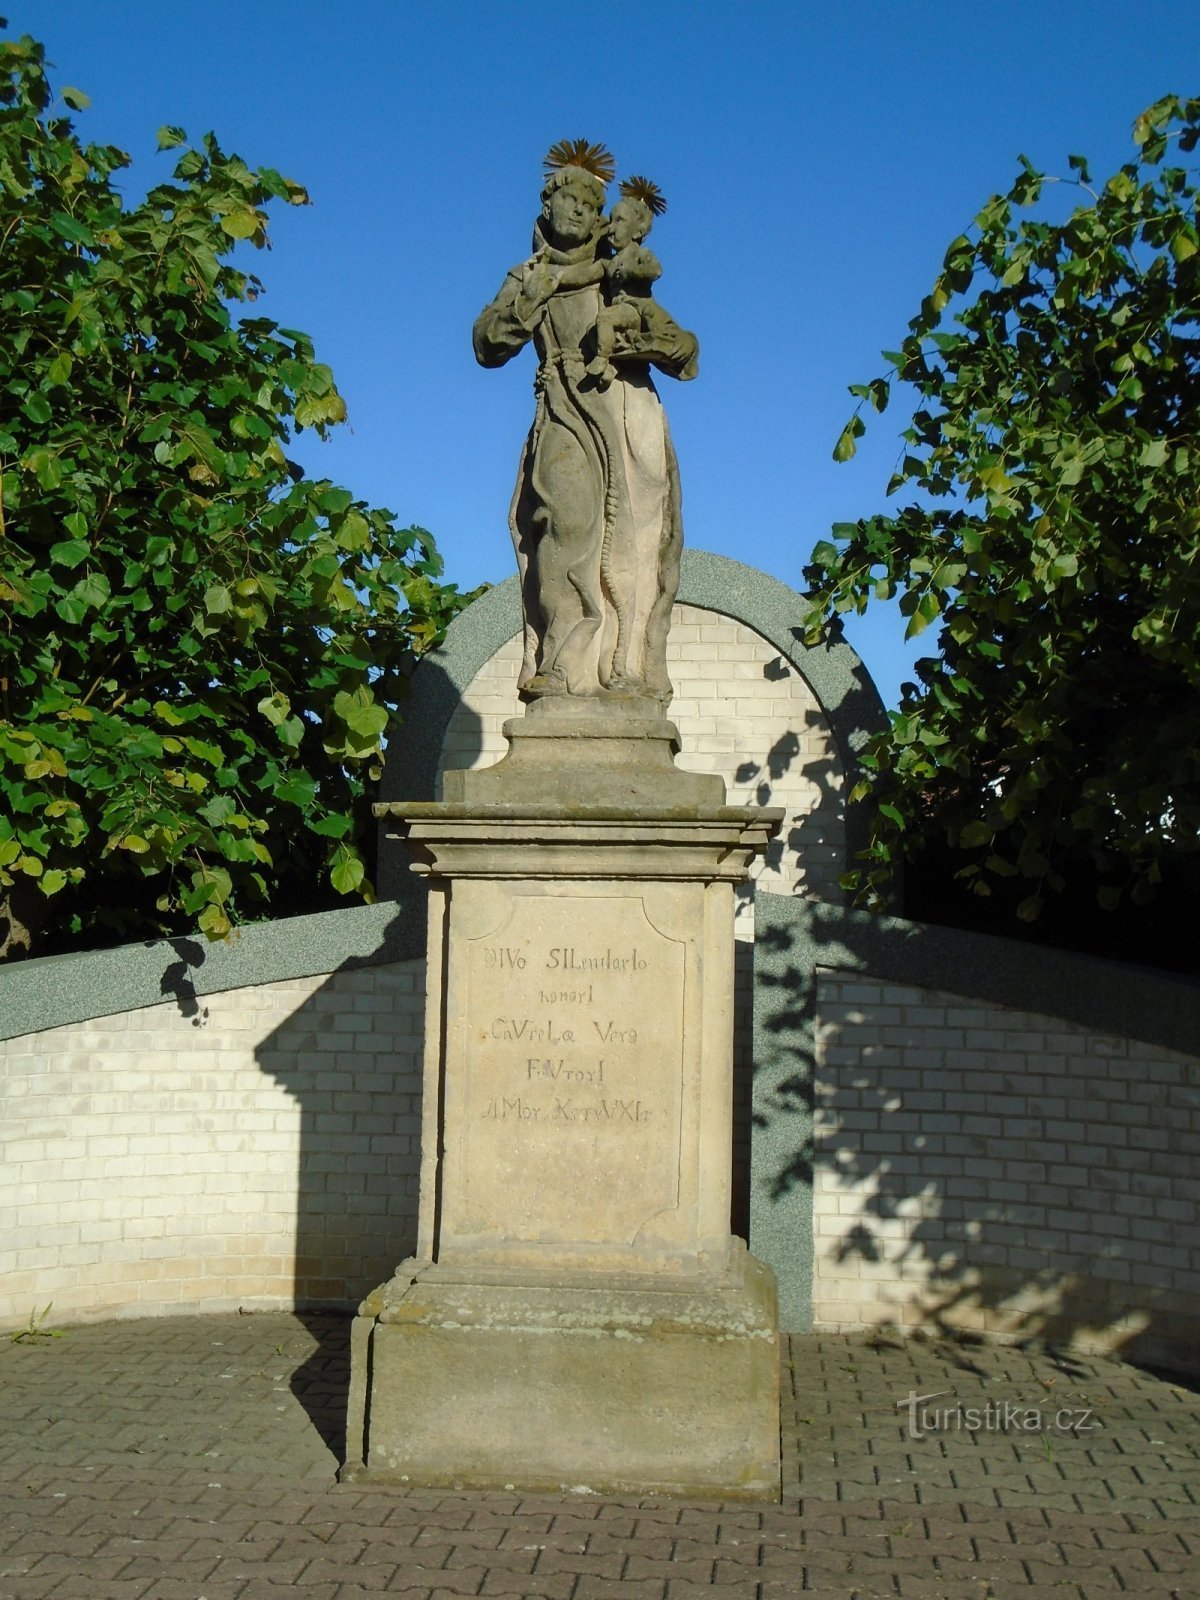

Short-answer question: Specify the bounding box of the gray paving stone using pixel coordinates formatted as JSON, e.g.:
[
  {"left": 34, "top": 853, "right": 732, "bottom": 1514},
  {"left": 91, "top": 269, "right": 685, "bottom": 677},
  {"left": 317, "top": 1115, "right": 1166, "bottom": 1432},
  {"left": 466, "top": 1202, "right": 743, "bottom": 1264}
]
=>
[{"left": 0, "top": 1313, "right": 1197, "bottom": 1596}]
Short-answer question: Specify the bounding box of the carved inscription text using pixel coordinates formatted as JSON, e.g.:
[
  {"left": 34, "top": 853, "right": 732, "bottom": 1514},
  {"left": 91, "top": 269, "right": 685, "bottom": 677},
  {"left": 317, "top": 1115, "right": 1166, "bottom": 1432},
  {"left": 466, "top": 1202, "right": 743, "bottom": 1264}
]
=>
[{"left": 455, "top": 893, "right": 685, "bottom": 1246}]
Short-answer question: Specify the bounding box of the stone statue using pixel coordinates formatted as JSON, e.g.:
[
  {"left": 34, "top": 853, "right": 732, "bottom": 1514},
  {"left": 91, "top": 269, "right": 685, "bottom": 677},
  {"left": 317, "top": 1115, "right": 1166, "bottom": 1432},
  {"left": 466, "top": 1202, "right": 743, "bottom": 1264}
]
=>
[
  {"left": 473, "top": 141, "right": 698, "bottom": 706},
  {"left": 587, "top": 180, "right": 678, "bottom": 392}
]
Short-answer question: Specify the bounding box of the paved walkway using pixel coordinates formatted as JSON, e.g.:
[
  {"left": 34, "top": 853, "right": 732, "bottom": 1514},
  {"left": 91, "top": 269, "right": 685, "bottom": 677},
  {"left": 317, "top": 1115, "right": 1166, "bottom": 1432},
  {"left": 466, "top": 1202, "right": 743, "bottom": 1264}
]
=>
[{"left": 0, "top": 1311, "right": 1196, "bottom": 1598}]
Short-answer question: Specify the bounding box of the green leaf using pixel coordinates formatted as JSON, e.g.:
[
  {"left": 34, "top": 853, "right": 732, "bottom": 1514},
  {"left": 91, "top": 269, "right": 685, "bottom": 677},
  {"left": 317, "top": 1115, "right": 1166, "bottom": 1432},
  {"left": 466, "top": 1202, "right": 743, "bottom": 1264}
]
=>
[
  {"left": 49, "top": 538, "right": 90, "bottom": 569},
  {"left": 335, "top": 509, "right": 371, "bottom": 552},
  {"left": 1048, "top": 553, "right": 1078, "bottom": 581},
  {"left": 959, "top": 821, "right": 993, "bottom": 848},
  {"left": 1139, "top": 439, "right": 1168, "bottom": 468},
  {"left": 23, "top": 448, "right": 62, "bottom": 490},
  {"left": 330, "top": 847, "right": 365, "bottom": 895},
  {"left": 198, "top": 904, "right": 233, "bottom": 940},
  {"left": 23, "top": 391, "right": 52, "bottom": 424},
  {"left": 310, "top": 812, "right": 352, "bottom": 839},
  {"left": 903, "top": 591, "right": 941, "bottom": 640},
  {"left": 220, "top": 208, "right": 260, "bottom": 240},
  {"left": 332, "top": 687, "right": 389, "bottom": 741},
  {"left": 318, "top": 485, "right": 354, "bottom": 516},
  {"left": 74, "top": 573, "right": 111, "bottom": 610},
  {"left": 199, "top": 795, "right": 236, "bottom": 826},
  {"left": 182, "top": 737, "right": 223, "bottom": 766},
  {"left": 977, "top": 465, "right": 1016, "bottom": 495},
  {"left": 257, "top": 691, "right": 291, "bottom": 726},
  {"left": 275, "top": 771, "right": 317, "bottom": 808},
  {"left": 49, "top": 213, "right": 93, "bottom": 246},
  {"left": 157, "top": 125, "right": 187, "bottom": 149},
  {"left": 832, "top": 416, "right": 865, "bottom": 463},
  {"left": 61, "top": 86, "right": 91, "bottom": 109}
]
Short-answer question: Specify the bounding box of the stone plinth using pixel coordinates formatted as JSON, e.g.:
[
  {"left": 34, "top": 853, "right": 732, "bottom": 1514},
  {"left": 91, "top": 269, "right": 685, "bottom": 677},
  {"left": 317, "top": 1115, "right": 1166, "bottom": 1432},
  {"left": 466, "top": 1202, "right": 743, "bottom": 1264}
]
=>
[
  {"left": 344, "top": 708, "right": 783, "bottom": 1498},
  {"left": 345, "top": 1249, "right": 779, "bottom": 1498}
]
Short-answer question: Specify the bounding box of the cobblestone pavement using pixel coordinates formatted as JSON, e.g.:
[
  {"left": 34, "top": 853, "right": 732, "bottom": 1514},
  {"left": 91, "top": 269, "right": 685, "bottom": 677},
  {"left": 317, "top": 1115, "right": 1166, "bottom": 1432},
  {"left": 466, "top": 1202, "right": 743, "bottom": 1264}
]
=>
[{"left": 0, "top": 1311, "right": 1197, "bottom": 1598}]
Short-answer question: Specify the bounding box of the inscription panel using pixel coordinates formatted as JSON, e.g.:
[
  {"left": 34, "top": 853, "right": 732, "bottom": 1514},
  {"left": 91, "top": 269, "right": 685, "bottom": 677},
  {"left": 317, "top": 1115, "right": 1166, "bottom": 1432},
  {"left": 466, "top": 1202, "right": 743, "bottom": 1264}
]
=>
[{"left": 453, "top": 892, "right": 685, "bottom": 1247}]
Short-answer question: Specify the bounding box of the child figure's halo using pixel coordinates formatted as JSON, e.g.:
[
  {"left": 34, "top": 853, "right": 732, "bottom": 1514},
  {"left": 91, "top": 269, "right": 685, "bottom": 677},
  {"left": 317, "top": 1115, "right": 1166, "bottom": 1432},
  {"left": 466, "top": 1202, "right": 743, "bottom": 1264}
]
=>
[{"left": 619, "top": 175, "right": 667, "bottom": 216}]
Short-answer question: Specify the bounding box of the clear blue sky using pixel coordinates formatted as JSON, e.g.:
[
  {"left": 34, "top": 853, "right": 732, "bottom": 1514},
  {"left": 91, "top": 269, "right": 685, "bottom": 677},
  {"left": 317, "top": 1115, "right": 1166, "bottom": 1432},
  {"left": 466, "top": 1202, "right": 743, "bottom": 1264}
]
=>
[{"left": 18, "top": 2, "right": 1199, "bottom": 705}]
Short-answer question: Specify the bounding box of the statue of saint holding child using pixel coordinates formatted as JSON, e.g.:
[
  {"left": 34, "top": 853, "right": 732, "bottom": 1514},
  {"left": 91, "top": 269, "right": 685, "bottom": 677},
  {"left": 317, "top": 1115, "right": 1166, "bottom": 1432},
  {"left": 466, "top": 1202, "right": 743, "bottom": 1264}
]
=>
[{"left": 473, "top": 139, "right": 698, "bottom": 707}]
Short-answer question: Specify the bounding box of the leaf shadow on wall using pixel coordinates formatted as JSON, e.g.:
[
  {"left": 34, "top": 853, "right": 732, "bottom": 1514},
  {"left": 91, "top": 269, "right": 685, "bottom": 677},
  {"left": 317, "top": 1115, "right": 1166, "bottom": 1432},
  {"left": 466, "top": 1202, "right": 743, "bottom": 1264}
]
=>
[
  {"left": 754, "top": 900, "right": 1199, "bottom": 1373},
  {"left": 730, "top": 695, "right": 848, "bottom": 1241}
]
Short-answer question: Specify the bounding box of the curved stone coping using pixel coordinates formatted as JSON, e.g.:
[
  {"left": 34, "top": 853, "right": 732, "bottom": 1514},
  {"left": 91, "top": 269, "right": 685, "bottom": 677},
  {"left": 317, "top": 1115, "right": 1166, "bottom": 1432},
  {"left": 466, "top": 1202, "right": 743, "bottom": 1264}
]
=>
[
  {"left": 5, "top": 884, "right": 1194, "bottom": 1061},
  {"left": 754, "top": 893, "right": 1200, "bottom": 1070},
  {"left": 678, "top": 550, "right": 887, "bottom": 763},
  {"left": 380, "top": 549, "right": 889, "bottom": 810},
  {"left": 0, "top": 900, "right": 418, "bottom": 1045}
]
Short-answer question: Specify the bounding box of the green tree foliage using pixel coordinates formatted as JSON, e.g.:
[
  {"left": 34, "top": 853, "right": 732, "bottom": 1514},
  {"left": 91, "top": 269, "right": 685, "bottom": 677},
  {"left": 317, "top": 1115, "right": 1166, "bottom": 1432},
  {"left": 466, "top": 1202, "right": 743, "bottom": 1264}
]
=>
[
  {"left": 805, "top": 96, "right": 1200, "bottom": 942},
  {"left": 0, "top": 29, "right": 473, "bottom": 957}
]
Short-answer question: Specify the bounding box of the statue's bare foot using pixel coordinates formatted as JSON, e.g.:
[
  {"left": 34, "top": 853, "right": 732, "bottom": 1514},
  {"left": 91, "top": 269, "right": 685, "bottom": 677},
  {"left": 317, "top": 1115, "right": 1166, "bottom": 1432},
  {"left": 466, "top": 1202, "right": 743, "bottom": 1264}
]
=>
[{"left": 521, "top": 670, "right": 569, "bottom": 697}]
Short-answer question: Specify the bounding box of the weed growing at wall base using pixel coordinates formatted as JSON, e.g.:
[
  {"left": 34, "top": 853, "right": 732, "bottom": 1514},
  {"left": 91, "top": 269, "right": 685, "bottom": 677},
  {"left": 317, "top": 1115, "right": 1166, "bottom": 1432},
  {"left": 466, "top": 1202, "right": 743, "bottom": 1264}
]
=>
[{"left": 8, "top": 1303, "right": 65, "bottom": 1344}]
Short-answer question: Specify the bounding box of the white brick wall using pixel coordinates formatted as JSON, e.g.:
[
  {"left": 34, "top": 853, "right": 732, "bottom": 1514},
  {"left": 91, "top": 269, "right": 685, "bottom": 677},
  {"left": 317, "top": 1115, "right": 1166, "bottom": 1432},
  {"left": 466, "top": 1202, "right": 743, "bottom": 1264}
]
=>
[
  {"left": 0, "top": 962, "right": 424, "bottom": 1326},
  {"left": 811, "top": 973, "right": 1200, "bottom": 1359},
  {"left": 6, "top": 608, "right": 1193, "bottom": 1361}
]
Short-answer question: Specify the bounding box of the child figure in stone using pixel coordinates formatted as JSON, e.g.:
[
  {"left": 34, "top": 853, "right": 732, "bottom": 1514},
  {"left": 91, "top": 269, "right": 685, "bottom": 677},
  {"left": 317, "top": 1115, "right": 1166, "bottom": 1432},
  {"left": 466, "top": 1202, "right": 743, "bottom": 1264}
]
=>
[{"left": 587, "top": 177, "right": 668, "bottom": 389}]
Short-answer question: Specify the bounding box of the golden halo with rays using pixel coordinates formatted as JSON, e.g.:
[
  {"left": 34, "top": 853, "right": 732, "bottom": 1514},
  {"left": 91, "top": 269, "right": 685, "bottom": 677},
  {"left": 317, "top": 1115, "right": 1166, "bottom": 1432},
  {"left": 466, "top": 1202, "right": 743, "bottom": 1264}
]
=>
[
  {"left": 543, "top": 138, "right": 617, "bottom": 184},
  {"left": 619, "top": 175, "right": 667, "bottom": 216}
]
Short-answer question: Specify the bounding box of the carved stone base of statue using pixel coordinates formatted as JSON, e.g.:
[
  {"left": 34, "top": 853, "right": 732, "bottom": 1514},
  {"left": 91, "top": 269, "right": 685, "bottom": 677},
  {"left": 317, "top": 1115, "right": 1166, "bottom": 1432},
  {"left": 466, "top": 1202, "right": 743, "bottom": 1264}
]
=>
[
  {"left": 341, "top": 716, "right": 783, "bottom": 1499},
  {"left": 441, "top": 693, "right": 722, "bottom": 808},
  {"left": 343, "top": 1247, "right": 779, "bottom": 1498}
]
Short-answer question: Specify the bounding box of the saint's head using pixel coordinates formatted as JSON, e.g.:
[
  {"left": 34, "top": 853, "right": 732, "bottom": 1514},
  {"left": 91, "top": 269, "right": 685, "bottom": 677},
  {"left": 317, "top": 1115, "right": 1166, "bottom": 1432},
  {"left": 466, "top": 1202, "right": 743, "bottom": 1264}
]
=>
[
  {"left": 538, "top": 139, "right": 614, "bottom": 252},
  {"left": 540, "top": 168, "right": 605, "bottom": 250}
]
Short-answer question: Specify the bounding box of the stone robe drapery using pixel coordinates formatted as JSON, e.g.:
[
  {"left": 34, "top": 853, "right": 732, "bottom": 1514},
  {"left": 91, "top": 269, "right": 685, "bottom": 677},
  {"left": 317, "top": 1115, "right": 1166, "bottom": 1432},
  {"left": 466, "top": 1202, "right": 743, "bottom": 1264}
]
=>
[{"left": 473, "top": 253, "right": 697, "bottom": 702}]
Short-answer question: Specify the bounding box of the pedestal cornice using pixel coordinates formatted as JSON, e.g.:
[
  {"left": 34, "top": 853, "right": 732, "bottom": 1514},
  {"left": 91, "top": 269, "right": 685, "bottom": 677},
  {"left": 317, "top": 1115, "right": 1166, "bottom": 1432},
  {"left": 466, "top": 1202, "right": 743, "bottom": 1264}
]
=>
[{"left": 374, "top": 802, "right": 784, "bottom": 882}]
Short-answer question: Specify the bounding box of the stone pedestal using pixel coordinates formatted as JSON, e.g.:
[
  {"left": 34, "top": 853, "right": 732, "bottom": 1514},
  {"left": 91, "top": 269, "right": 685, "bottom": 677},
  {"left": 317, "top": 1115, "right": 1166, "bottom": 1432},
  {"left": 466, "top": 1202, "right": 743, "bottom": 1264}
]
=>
[{"left": 343, "top": 704, "right": 783, "bottom": 1498}]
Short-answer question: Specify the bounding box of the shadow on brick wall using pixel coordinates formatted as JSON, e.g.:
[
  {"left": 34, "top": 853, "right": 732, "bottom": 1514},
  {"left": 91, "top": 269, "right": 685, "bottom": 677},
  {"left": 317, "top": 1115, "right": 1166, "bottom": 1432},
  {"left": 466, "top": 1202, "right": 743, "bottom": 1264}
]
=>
[
  {"left": 735, "top": 706, "right": 846, "bottom": 908},
  {"left": 250, "top": 907, "right": 427, "bottom": 1452},
  {"left": 753, "top": 896, "right": 1200, "bottom": 1374},
  {"left": 242, "top": 674, "right": 481, "bottom": 1457}
]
